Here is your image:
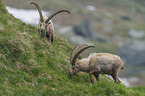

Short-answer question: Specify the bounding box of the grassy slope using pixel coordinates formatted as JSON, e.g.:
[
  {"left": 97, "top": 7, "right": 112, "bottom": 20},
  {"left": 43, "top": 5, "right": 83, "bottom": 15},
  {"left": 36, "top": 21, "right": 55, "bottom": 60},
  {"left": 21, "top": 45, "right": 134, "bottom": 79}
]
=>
[{"left": 0, "top": 0, "right": 145, "bottom": 95}]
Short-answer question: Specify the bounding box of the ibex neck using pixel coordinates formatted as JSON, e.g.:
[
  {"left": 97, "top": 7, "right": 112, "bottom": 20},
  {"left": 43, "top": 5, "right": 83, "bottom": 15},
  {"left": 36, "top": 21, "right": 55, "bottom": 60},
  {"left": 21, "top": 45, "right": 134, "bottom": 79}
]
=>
[{"left": 77, "top": 58, "right": 90, "bottom": 72}]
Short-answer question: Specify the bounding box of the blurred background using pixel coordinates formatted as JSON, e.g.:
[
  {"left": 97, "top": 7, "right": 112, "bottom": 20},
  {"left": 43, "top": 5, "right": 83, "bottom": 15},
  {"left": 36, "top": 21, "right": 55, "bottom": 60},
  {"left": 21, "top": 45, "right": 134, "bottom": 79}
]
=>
[{"left": 4, "top": 0, "right": 145, "bottom": 87}]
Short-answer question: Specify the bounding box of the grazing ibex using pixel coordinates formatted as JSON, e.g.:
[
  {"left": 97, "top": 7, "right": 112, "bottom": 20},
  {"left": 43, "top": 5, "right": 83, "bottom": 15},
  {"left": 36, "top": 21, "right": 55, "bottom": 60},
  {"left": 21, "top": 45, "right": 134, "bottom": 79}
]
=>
[
  {"left": 30, "top": 2, "right": 70, "bottom": 44},
  {"left": 69, "top": 44, "right": 124, "bottom": 84}
]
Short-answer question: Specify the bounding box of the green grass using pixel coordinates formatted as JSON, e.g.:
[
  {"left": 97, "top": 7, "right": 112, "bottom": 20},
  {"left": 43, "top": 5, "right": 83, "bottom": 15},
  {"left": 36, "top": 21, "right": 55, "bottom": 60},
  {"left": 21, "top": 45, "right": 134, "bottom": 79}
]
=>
[{"left": 0, "top": 0, "right": 145, "bottom": 95}]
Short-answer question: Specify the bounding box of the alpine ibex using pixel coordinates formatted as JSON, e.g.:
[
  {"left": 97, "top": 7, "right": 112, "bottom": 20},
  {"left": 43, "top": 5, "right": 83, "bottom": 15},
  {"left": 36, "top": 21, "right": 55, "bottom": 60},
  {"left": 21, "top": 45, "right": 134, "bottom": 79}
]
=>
[
  {"left": 30, "top": 2, "right": 70, "bottom": 44},
  {"left": 69, "top": 44, "right": 124, "bottom": 84}
]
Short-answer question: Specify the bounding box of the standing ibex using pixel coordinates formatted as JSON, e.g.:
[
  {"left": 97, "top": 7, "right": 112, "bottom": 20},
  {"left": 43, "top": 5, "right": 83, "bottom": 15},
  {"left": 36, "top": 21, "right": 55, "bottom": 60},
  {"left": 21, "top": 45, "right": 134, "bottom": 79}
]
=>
[
  {"left": 30, "top": 2, "right": 70, "bottom": 44},
  {"left": 69, "top": 44, "right": 124, "bottom": 84}
]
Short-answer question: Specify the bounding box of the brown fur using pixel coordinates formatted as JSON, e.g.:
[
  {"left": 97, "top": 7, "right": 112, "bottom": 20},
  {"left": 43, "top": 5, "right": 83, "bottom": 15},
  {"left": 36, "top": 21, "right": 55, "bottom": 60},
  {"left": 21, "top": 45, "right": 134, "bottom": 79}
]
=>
[
  {"left": 37, "top": 16, "right": 54, "bottom": 44},
  {"left": 69, "top": 53, "right": 124, "bottom": 84}
]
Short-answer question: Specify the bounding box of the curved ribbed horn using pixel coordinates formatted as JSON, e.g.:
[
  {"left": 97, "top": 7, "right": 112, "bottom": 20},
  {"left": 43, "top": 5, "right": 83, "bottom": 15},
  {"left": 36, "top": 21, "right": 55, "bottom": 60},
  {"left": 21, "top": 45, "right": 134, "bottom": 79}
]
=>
[
  {"left": 45, "top": 9, "right": 70, "bottom": 24},
  {"left": 70, "top": 44, "right": 87, "bottom": 65},
  {"left": 71, "top": 45, "right": 95, "bottom": 66},
  {"left": 30, "top": 2, "right": 44, "bottom": 22}
]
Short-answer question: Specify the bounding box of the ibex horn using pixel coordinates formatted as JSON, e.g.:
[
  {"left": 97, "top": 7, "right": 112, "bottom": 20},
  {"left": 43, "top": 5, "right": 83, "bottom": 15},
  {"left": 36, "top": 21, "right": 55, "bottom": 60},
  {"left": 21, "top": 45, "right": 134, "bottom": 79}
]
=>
[
  {"left": 45, "top": 9, "right": 70, "bottom": 24},
  {"left": 30, "top": 2, "right": 44, "bottom": 22}
]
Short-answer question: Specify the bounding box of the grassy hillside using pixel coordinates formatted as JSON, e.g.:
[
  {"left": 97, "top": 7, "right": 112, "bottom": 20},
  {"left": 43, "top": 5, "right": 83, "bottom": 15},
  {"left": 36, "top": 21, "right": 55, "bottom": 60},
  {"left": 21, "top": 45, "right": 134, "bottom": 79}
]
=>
[{"left": 0, "top": 0, "right": 145, "bottom": 95}]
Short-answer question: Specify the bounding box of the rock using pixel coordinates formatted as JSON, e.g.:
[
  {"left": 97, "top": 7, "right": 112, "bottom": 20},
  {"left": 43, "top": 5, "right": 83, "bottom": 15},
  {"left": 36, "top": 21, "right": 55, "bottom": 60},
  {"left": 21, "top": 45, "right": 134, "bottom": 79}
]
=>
[
  {"left": 73, "top": 19, "right": 95, "bottom": 39},
  {"left": 86, "top": 5, "right": 97, "bottom": 11},
  {"left": 106, "top": 75, "right": 130, "bottom": 87},
  {"left": 58, "top": 26, "right": 74, "bottom": 36},
  {"left": 117, "top": 40, "right": 145, "bottom": 65},
  {"left": 105, "top": 12, "right": 114, "bottom": 18},
  {"left": 128, "top": 77, "right": 139, "bottom": 83},
  {"left": 112, "top": 36, "right": 122, "bottom": 44},
  {"left": 102, "top": 19, "right": 112, "bottom": 24},
  {"left": 103, "top": 27, "right": 113, "bottom": 32},
  {"left": 73, "top": 19, "right": 107, "bottom": 42},
  {"left": 128, "top": 29, "right": 145, "bottom": 38},
  {"left": 70, "top": 35, "right": 93, "bottom": 45},
  {"left": 120, "top": 16, "right": 131, "bottom": 21},
  {"left": 57, "top": 26, "right": 93, "bottom": 45},
  {"left": 94, "top": 13, "right": 102, "bottom": 22}
]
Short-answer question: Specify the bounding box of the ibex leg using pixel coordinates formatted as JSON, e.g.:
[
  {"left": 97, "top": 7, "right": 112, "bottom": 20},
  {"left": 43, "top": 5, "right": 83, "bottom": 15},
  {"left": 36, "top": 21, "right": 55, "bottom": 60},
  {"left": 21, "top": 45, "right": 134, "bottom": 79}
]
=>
[
  {"left": 89, "top": 73, "right": 94, "bottom": 84},
  {"left": 93, "top": 74, "right": 100, "bottom": 81}
]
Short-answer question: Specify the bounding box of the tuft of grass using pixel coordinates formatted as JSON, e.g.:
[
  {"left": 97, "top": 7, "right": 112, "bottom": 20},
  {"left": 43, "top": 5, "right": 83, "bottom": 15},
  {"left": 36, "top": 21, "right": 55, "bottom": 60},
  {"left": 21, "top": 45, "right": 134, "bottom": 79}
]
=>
[{"left": 0, "top": 0, "right": 145, "bottom": 95}]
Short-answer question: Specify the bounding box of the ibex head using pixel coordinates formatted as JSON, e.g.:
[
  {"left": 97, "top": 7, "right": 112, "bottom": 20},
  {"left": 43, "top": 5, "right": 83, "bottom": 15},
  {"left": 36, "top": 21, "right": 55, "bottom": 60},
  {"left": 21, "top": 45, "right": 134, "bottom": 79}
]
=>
[{"left": 69, "top": 44, "right": 95, "bottom": 76}]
